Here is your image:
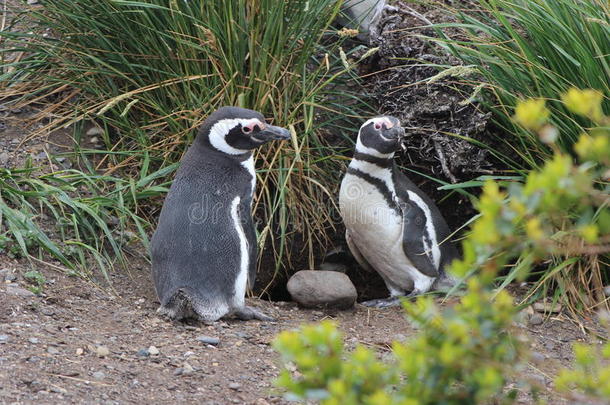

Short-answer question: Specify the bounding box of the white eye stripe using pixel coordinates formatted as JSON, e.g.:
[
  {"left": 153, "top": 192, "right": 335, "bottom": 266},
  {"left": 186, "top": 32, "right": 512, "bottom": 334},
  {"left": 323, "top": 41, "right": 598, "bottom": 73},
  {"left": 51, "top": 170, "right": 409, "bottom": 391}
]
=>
[{"left": 208, "top": 118, "right": 263, "bottom": 155}]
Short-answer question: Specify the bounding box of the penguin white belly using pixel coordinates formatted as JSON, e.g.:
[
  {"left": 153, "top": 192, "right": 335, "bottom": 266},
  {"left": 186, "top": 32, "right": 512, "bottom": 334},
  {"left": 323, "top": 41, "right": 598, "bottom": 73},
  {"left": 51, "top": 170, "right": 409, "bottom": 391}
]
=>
[{"left": 340, "top": 174, "right": 427, "bottom": 291}]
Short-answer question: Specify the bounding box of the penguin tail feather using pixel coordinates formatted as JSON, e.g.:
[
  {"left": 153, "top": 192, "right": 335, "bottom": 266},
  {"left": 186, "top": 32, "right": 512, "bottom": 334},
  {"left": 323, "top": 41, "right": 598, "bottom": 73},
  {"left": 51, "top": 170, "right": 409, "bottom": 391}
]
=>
[{"left": 158, "top": 288, "right": 229, "bottom": 323}]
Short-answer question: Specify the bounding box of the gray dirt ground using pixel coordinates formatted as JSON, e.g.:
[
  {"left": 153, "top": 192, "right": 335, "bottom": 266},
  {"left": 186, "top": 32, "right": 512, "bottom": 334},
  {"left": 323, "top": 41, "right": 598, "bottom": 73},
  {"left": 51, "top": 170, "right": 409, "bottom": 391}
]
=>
[{"left": 0, "top": 247, "right": 606, "bottom": 404}]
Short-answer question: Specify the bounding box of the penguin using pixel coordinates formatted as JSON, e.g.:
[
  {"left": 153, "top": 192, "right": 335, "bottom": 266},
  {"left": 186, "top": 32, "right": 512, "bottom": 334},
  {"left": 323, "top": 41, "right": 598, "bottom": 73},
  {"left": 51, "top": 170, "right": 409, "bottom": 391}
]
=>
[
  {"left": 338, "top": 116, "right": 459, "bottom": 307},
  {"left": 151, "top": 106, "right": 290, "bottom": 322}
]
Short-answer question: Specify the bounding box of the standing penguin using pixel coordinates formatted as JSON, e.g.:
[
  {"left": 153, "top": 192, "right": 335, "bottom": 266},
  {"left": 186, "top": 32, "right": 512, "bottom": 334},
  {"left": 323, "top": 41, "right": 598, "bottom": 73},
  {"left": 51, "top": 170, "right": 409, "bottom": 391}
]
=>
[
  {"left": 339, "top": 116, "right": 459, "bottom": 307},
  {"left": 152, "top": 106, "right": 290, "bottom": 322}
]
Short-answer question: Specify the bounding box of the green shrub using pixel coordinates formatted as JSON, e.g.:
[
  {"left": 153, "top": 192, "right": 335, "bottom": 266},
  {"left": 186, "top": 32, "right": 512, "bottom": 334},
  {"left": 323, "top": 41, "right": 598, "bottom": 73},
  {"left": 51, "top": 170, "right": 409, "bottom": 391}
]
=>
[
  {"left": 431, "top": 0, "right": 610, "bottom": 169},
  {"left": 1, "top": 0, "right": 364, "bottom": 277},
  {"left": 274, "top": 285, "right": 522, "bottom": 404},
  {"left": 23, "top": 270, "right": 46, "bottom": 295},
  {"left": 556, "top": 318, "right": 610, "bottom": 401},
  {"left": 273, "top": 89, "right": 609, "bottom": 403}
]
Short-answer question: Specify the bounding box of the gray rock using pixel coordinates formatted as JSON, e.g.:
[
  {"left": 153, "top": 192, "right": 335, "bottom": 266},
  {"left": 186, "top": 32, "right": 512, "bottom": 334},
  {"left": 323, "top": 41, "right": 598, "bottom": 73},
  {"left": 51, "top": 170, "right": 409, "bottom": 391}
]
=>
[
  {"left": 28, "top": 337, "right": 39, "bottom": 344},
  {"left": 5, "top": 285, "right": 36, "bottom": 298},
  {"left": 528, "top": 313, "right": 544, "bottom": 326},
  {"left": 0, "top": 335, "right": 9, "bottom": 344},
  {"left": 0, "top": 152, "right": 9, "bottom": 165},
  {"left": 533, "top": 300, "right": 562, "bottom": 313},
  {"left": 196, "top": 336, "right": 220, "bottom": 346},
  {"left": 287, "top": 270, "right": 357, "bottom": 309},
  {"left": 136, "top": 348, "right": 150, "bottom": 357},
  {"left": 228, "top": 382, "right": 241, "bottom": 391}
]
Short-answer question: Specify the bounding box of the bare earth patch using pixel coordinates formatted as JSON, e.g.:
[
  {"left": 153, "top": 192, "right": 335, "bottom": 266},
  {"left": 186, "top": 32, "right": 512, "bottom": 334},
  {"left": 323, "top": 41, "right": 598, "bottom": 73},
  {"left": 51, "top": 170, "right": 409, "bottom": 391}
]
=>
[{"left": 0, "top": 256, "right": 604, "bottom": 404}]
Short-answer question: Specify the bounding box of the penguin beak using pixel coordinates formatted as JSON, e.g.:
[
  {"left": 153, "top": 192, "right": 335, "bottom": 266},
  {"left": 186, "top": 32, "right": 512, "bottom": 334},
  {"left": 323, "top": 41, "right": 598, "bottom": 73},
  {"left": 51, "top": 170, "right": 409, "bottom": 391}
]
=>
[{"left": 260, "top": 125, "right": 291, "bottom": 141}]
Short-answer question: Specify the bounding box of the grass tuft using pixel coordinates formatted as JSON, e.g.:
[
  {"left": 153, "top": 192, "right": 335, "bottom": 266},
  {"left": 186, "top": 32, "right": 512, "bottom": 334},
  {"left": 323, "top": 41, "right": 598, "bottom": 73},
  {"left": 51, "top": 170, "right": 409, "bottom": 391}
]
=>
[
  {"left": 1, "top": 0, "right": 368, "bottom": 285},
  {"left": 428, "top": 0, "right": 610, "bottom": 169}
]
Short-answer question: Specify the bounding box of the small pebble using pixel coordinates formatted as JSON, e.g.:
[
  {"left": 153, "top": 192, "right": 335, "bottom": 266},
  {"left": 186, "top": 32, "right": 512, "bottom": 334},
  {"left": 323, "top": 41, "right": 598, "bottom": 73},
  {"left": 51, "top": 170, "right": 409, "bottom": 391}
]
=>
[
  {"left": 174, "top": 362, "right": 194, "bottom": 376},
  {"left": 234, "top": 332, "right": 251, "bottom": 340},
  {"left": 92, "top": 371, "right": 105, "bottom": 380},
  {"left": 228, "top": 382, "right": 241, "bottom": 390},
  {"left": 183, "top": 351, "right": 195, "bottom": 357},
  {"left": 86, "top": 126, "right": 104, "bottom": 136},
  {"left": 196, "top": 335, "right": 220, "bottom": 346},
  {"left": 47, "top": 346, "right": 60, "bottom": 355},
  {"left": 529, "top": 313, "right": 544, "bottom": 326},
  {"left": 41, "top": 307, "right": 55, "bottom": 316},
  {"left": 75, "top": 348, "right": 84, "bottom": 356},
  {"left": 0, "top": 335, "right": 9, "bottom": 344},
  {"left": 148, "top": 346, "right": 159, "bottom": 356},
  {"left": 96, "top": 346, "right": 110, "bottom": 357},
  {"left": 136, "top": 348, "right": 150, "bottom": 358},
  {"left": 50, "top": 386, "right": 67, "bottom": 394},
  {"left": 29, "top": 337, "right": 39, "bottom": 344}
]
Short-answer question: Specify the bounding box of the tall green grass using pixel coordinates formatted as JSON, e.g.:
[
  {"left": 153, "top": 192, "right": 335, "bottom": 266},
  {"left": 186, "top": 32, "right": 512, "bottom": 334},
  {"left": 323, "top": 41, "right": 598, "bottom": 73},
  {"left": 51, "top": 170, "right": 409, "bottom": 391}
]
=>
[
  {"left": 0, "top": 160, "right": 173, "bottom": 280},
  {"left": 1, "top": 0, "right": 366, "bottom": 283},
  {"left": 430, "top": 0, "right": 610, "bottom": 169}
]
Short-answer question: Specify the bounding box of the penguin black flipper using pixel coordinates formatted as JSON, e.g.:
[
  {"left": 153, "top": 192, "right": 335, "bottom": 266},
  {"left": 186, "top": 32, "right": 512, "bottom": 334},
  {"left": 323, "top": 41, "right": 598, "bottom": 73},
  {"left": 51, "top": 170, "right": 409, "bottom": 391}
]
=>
[
  {"left": 393, "top": 167, "right": 459, "bottom": 279},
  {"left": 398, "top": 199, "right": 438, "bottom": 278}
]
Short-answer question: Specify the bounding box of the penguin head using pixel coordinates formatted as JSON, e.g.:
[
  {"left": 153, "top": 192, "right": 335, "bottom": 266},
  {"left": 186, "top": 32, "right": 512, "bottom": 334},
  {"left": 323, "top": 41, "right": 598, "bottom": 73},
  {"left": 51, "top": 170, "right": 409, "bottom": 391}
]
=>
[
  {"left": 356, "top": 116, "right": 404, "bottom": 156},
  {"left": 198, "top": 106, "right": 291, "bottom": 155}
]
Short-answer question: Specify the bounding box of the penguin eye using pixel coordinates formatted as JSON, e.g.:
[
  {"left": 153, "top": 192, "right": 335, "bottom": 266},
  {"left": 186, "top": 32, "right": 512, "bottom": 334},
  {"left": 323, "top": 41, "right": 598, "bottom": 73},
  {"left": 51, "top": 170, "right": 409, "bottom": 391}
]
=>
[
  {"left": 242, "top": 125, "right": 252, "bottom": 134},
  {"left": 374, "top": 123, "right": 382, "bottom": 130}
]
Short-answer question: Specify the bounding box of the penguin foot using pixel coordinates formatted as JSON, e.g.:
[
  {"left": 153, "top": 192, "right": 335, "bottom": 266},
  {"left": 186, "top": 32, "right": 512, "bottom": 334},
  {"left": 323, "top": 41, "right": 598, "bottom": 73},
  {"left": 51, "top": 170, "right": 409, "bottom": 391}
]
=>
[
  {"left": 360, "top": 296, "right": 401, "bottom": 308},
  {"left": 233, "top": 306, "right": 275, "bottom": 322}
]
